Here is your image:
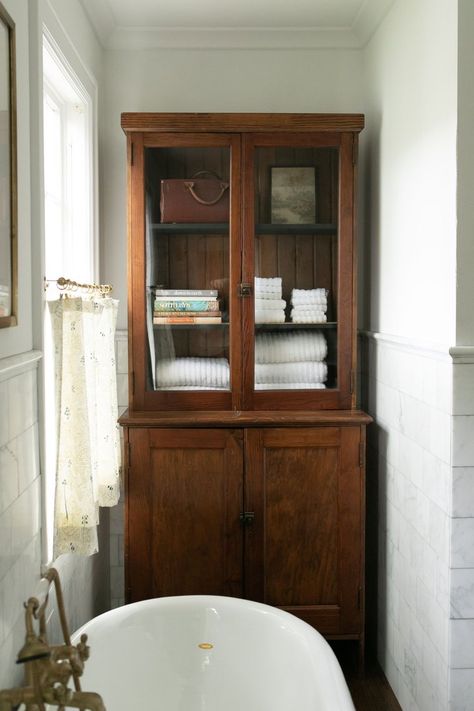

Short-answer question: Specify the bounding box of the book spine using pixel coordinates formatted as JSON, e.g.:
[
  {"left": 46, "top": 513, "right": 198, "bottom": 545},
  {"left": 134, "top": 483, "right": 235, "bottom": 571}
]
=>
[
  {"left": 154, "top": 289, "right": 218, "bottom": 297},
  {"left": 154, "top": 300, "right": 220, "bottom": 312},
  {"left": 153, "top": 316, "right": 223, "bottom": 324},
  {"left": 152, "top": 310, "right": 222, "bottom": 318}
]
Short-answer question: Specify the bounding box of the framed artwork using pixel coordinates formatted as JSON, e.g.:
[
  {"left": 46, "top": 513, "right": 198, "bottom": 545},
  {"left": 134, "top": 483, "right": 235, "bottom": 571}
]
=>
[
  {"left": 0, "top": 2, "right": 17, "bottom": 328},
  {"left": 270, "top": 166, "right": 316, "bottom": 224}
]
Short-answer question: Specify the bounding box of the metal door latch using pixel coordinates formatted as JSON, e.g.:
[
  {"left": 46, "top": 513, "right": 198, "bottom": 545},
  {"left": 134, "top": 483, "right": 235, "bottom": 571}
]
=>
[
  {"left": 239, "top": 511, "right": 255, "bottom": 526},
  {"left": 238, "top": 283, "right": 253, "bottom": 297}
]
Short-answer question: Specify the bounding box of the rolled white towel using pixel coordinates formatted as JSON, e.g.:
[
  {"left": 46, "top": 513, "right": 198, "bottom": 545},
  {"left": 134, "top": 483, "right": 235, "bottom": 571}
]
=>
[
  {"left": 255, "top": 309, "right": 286, "bottom": 324},
  {"left": 255, "top": 276, "right": 282, "bottom": 299},
  {"left": 291, "top": 309, "right": 327, "bottom": 324},
  {"left": 255, "top": 298, "right": 286, "bottom": 311},
  {"left": 155, "top": 357, "right": 230, "bottom": 388},
  {"left": 255, "top": 331, "right": 327, "bottom": 363},
  {"left": 255, "top": 361, "right": 327, "bottom": 384},
  {"left": 291, "top": 288, "right": 328, "bottom": 307},
  {"left": 255, "top": 382, "right": 326, "bottom": 390}
]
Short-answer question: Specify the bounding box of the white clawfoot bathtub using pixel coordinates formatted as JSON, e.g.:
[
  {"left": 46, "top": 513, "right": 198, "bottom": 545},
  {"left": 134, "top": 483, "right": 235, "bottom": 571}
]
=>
[{"left": 73, "top": 596, "right": 355, "bottom": 710}]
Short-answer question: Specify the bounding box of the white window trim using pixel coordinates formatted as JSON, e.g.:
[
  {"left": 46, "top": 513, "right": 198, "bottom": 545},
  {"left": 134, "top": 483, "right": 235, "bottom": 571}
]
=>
[{"left": 40, "top": 26, "right": 99, "bottom": 565}]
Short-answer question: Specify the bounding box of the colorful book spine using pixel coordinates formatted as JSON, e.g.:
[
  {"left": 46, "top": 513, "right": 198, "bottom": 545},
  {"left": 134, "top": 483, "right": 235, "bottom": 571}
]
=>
[
  {"left": 152, "top": 310, "right": 222, "bottom": 318},
  {"left": 154, "top": 300, "right": 220, "bottom": 312},
  {"left": 153, "top": 316, "right": 223, "bottom": 324},
  {"left": 154, "top": 289, "right": 218, "bottom": 297}
]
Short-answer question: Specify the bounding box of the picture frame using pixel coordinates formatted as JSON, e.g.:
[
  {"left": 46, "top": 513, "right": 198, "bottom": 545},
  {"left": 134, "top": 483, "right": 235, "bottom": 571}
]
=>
[
  {"left": 270, "top": 166, "right": 316, "bottom": 224},
  {"left": 0, "top": 2, "right": 17, "bottom": 328}
]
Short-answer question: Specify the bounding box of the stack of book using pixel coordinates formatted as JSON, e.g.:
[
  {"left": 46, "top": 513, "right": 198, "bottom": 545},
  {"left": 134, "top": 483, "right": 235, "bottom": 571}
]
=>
[{"left": 153, "top": 289, "right": 222, "bottom": 324}]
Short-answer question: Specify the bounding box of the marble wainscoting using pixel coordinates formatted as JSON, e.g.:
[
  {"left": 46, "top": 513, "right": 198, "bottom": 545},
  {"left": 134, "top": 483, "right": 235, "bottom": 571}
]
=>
[
  {"left": 360, "top": 332, "right": 452, "bottom": 711},
  {"left": 449, "top": 347, "right": 474, "bottom": 710}
]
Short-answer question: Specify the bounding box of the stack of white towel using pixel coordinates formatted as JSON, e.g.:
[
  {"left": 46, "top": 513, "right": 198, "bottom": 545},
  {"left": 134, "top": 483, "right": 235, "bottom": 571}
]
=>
[
  {"left": 254, "top": 277, "right": 286, "bottom": 324},
  {"left": 290, "top": 288, "right": 328, "bottom": 323},
  {"left": 155, "top": 357, "right": 230, "bottom": 390},
  {"left": 255, "top": 331, "right": 327, "bottom": 390}
]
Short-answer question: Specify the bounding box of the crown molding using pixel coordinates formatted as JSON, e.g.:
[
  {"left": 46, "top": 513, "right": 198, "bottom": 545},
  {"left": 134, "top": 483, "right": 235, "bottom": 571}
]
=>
[
  {"left": 79, "top": 0, "right": 396, "bottom": 50},
  {"left": 351, "top": 0, "right": 396, "bottom": 47}
]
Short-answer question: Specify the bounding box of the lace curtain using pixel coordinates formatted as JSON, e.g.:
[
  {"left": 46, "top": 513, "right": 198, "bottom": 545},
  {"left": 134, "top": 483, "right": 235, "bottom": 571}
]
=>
[{"left": 47, "top": 296, "right": 121, "bottom": 557}]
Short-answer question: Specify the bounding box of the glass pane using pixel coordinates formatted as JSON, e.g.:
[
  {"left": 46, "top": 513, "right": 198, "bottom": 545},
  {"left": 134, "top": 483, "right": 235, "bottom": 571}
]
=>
[
  {"left": 145, "top": 146, "right": 230, "bottom": 392},
  {"left": 253, "top": 145, "right": 339, "bottom": 392}
]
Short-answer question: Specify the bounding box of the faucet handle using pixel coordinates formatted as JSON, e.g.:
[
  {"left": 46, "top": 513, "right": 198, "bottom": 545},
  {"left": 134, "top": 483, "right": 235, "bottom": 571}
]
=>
[{"left": 76, "top": 634, "right": 90, "bottom": 662}]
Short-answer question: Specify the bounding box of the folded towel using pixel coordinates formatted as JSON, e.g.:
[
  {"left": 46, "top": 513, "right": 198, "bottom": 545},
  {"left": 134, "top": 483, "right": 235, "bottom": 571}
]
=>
[
  {"left": 255, "top": 361, "right": 327, "bottom": 384},
  {"left": 255, "top": 276, "right": 282, "bottom": 299},
  {"left": 291, "top": 309, "right": 327, "bottom": 324},
  {"left": 255, "top": 298, "right": 286, "bottom": 310},
  {"left": 255, "top": 382, "right": 326, "bottom": 390},
  {"left": 291, "top": 288, "right": 328, "bottom": 306},
  {"left": 255, "top": 331, "right": 327, "bottom": 364},
  {"left": 255, "top": 309, "right": 286, "bottom": 324},
  {"left": 155, "top": 357, "right": 230, "bottom": 388}
]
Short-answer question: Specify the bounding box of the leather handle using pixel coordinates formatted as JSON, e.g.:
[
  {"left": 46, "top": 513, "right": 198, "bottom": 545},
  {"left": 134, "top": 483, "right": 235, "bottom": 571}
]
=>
[{"left": 184, "top": 180, "right": 229, "bottom": 206}]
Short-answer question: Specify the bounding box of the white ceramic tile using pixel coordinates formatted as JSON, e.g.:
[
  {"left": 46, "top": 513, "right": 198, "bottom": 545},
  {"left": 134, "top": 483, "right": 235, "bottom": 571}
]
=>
[
  {"left": 10, "top": 479, "right": 41, "bottom": 557},
  {"left": 17, "top": 424, "right": 39, "bottom": 494},
  {"left": 8, "top": 369, "right": 37, "bottom": 440},
  {"left": 453, "top": 467, "right": 474, "bottom": 517},
  {"left": 399, "top": 392, "right": 430, "bottom": 450},
  {"left": 429, "top": 502, "right": 449, "bottom": 562},
  {"left": 423, "top": 450, "right": 451, "bottom": 514},
  {"left": 451, "top": 518, "right": 474, "bottom": 568},
  {"left": 0, "top": 507, "right": 13, "bottom": 582},
  {"left": 435, "top": 359, "right": 453, "bottom": 415},
  {"left": 451, "top": 569, "right": 474, "bottom": 619},
  {"left": 116, "top": 372, "right": 129, "bottom": 409},
  {"left": 450, "top": 619, "right": 474, "bottom": 668},
  {"left": 429, "top": 408, "right": 451, "bottom": 465},
  {"left": 449, "top": 669, "right": 474, "bottom": 710},
  {"left": 453, "top": 416, "right": 474, "bottom": 467},
  {"left": 116, "top": 335, "right": 129, "bottom": 374},
  {"left": 0, "top": 442, "right": 19, "bottom": 514},
  {"left": 398, "top": 431, "right": 424, "bottom": 490},
  {"left": 0, "top": 379, "right": 9, "bottom": 446},
  {"left": 453, "top": 363, "right": 474, "bottom": 415}
]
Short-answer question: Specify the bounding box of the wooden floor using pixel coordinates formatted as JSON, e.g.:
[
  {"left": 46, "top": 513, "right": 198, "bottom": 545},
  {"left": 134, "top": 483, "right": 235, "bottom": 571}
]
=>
[{"left": 332, "top": 643, "right": 402, "bottom": 711}]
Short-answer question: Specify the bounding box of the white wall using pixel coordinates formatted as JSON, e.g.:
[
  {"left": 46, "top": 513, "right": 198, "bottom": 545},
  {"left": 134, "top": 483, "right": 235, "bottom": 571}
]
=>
[
  {"left": 0, "top": 0, "right": 109, "bottom": 690},
  {"left": 100, "top": 47, "right": 365, "bottom": 328},
  {"left": 362, "top": 0, "right": 457, "bottom": 346}
]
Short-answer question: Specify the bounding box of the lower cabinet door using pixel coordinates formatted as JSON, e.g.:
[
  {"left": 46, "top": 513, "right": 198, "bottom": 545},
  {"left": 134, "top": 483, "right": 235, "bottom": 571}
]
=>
[
  {"left": 244, "top": 426, "right": 364, "bottom": 637},
  {"left": 126, "top": 428, "right": 244, "bottom": 601}
]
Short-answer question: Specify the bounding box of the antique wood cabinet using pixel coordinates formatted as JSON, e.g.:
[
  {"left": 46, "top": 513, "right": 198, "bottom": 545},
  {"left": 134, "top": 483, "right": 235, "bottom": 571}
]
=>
[{"left": 120, "top": 113, "right": 371, "bottom": 653}]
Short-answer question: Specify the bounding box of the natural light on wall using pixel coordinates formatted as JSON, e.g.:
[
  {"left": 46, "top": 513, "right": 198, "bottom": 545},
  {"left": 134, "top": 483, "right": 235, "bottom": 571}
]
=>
[{"left": 42, "top": 32, "right": 95, "bottom": 562}]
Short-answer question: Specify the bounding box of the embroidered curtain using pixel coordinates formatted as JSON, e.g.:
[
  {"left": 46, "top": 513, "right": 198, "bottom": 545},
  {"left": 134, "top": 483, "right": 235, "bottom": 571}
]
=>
[{"left": 48, "top": 297, "right": 121, "bottom": 556}]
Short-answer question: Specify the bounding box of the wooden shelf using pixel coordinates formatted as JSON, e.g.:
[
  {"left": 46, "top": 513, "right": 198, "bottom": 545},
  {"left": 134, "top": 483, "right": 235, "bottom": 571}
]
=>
[
  {"left": 151, "top": 223, "right": 337, "bottom": 235},
  {"left": 255, "top": 322, "right": 337, "bottom": 330}
]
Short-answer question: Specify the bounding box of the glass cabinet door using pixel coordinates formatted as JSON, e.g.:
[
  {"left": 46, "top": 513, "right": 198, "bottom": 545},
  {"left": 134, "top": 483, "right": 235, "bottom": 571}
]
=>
[
  {"left": 242, "top": 133, "right": 355, "bottom": 410},
  {"left": 129, "top": 133, "right": 241, "bottom": 410}
]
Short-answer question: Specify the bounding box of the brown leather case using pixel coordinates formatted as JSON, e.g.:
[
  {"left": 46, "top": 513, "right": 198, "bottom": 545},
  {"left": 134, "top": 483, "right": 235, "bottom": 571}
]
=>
[{"left": 160, "top": 172, "right": 229, "bottom": 223}]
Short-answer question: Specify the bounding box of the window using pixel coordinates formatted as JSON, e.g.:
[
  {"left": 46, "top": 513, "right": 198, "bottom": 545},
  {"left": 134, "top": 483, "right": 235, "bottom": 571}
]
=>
[{"left": 42, "top": 32, "right": 97, "bottom": 562}]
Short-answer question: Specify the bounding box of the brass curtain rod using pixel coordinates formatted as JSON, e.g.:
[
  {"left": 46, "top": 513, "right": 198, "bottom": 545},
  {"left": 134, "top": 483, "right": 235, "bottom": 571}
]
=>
[{"left": 44, "top": 276, "right": 113, "bottom": 296}]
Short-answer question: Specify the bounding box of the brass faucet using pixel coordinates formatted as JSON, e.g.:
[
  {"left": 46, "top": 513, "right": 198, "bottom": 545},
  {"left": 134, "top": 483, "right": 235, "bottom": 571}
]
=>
[{"left": 0, "top": 568, "right": 106, "bottom": 711}]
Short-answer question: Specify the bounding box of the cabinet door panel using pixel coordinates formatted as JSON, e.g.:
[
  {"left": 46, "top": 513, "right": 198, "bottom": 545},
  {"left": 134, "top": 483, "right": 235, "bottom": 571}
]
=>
[
  {"left": 245, "top": 426, "right": 363, "bottom": 636},
  {"left": 126, "top": 428, "right": 243, "bottom": 601}
]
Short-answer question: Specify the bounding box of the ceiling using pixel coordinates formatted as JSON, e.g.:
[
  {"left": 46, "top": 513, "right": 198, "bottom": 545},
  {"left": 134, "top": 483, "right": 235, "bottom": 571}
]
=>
[{"left": 79, "top": 0, "right": 395, "bottom": 50}]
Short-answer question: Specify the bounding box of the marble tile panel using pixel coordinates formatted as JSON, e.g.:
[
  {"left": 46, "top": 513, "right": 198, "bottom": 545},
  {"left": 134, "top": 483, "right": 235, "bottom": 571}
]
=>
[
  {"left": 398, "top": 431, "right": 424, "bottom": 490},
  {"left": 0, "top": 379, "right": 9, "bottom": 446},
  {"left": 428, "top": 408, "right": 451, "bottom": 465},
  {"left": 449, "top": 669, "right": 474, "bottom": 711},
  {"left": 450, "top": 619, "right": 474, "bottom": 668},
  {"left": 0, "top": 441, "right": 19, "bottom": 514},
  {"left": 429, "top": 502, "right": 449, "bottom": 562},
  {"left": 451, "top": 517, "right": 474, "bottom": 568},
  {"left": 451, "top": 569, "right": 474, "bottom": 619},
  {"left": 452, "top": 416, "right": 474, "bottom": 467},
  {"left": 17, "top": 424, "right": 39, "bottom": 494},
  {"left": 399, "top": 392, "right": 430, "bottom": 450},
  {"left": 423, "top": 450, "right": 451, "bottom": 514},
  {"left": 452, "top": 467, "right": 474, "bottom": 517},
  {"left": 116, "top": 372, "right": 129, "bottom": 410},
  {"left": 8, "top": 369, "right": 37, "bottom": 440},
  {"left": 453, "top": 363, "right": 474, "bottom": 415},
  {"left": 0, "top": 507, "right": 13, "bottom": 582}
]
